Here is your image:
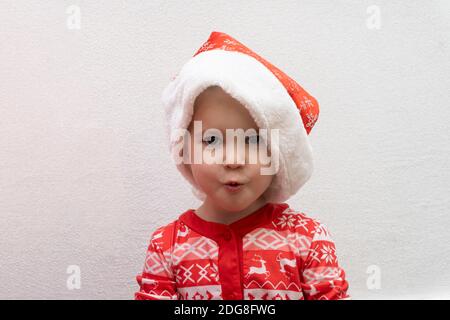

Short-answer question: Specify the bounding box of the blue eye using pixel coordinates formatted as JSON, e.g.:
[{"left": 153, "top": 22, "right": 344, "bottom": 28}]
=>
[
  {"left": 203, "top": 135, "right": 221, "bottom": 145},
  {"left": 245, "top": 135, "right": 260, "bottom": 144}
]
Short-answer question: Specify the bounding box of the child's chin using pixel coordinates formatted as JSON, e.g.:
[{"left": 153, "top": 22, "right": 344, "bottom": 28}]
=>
[{"left": 220, "top": 195, "right": 255, "bottom": 209}]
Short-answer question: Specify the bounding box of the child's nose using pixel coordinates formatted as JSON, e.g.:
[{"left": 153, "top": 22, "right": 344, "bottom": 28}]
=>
[
  {"left": 223, "top": 143, "right": 245, "bottom": 168},
  {"left": 224, "top": 161, "right": 243, "bottom": 169}
]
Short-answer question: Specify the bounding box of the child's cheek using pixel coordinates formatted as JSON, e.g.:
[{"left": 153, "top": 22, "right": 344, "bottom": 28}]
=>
[{"left": 191, "top": 163, "right": 220, "bottom": 191}]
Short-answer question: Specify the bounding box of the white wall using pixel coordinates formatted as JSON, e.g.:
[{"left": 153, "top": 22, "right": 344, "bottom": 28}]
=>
[{"left": 0, "top": 0, "right": 449, "bottom": 299}]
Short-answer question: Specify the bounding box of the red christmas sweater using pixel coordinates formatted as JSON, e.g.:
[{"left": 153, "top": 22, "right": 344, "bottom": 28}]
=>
[{"left": 135, "top": 202, "right": 350, "bottom": 300}]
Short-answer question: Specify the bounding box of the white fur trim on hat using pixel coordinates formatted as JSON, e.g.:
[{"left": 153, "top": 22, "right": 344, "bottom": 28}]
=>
[{"left": 161, "top": 49, "right": 314, "bottom": 203}]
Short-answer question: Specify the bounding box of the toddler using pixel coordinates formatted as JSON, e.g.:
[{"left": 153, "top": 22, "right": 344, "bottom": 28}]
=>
[{"left": 134, "top": 31, "right": 350, "bottom": 300}]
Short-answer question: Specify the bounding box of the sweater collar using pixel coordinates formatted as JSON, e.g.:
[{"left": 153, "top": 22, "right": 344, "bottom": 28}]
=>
[{"left": 179, "top": 202, "right": 285, "bottom": 240}]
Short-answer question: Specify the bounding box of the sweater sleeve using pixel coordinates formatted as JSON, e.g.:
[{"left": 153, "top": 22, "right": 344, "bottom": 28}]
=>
[
  {"left": 134, "top": 226, "right": 179, "bottom": 300},
  {"left": 300, "top": 220, "right": 350, "bottom": 300}
]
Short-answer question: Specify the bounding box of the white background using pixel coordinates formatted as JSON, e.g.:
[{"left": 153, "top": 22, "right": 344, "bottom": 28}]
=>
[{"left": 0, "top": 0, "right": 449, "bottom": 299}]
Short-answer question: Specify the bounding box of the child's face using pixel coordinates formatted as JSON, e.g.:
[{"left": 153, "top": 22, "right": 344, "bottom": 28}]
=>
[{"left": 184, "top": 86, "right": 274, "bottom": 211}]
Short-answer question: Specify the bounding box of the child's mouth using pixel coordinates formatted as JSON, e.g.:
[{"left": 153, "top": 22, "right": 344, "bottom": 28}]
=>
[{"left": 224, "top": 182, "right": 244, "bottom": 192}]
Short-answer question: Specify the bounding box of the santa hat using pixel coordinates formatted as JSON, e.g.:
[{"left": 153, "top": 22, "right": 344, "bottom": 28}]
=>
[{"left": 161, "top": 31, "right": 319, "bottom": 203}]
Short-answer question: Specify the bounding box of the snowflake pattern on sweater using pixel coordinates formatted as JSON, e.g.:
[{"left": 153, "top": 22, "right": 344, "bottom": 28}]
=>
[{"left": 135, "top": 202, "right": 350, "bottom": 300}]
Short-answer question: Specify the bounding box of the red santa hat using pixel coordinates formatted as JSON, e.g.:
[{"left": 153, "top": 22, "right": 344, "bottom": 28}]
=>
[{"left": 162, "top": 31, "right": 320, "bottom": 203}]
